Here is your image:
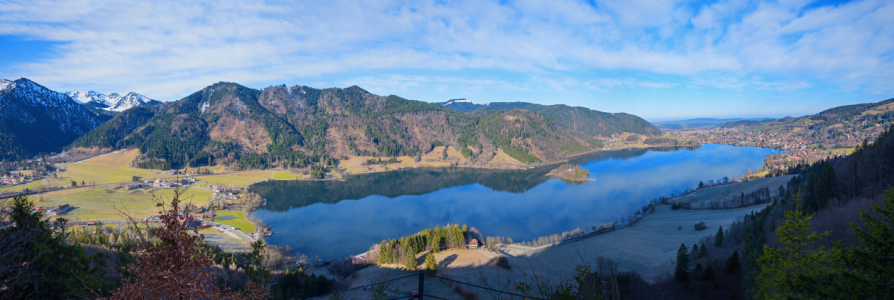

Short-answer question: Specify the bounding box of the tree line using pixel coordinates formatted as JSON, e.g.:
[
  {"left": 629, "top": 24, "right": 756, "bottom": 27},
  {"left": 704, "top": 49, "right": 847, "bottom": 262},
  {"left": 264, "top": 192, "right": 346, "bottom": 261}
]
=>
[{"left": 372, "top": 224, "right": 470, "bottom": 271}]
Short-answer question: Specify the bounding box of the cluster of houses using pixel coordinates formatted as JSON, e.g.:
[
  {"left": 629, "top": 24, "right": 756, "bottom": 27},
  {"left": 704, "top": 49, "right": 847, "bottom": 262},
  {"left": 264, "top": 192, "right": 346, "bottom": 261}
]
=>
[
  {"left": 671, "top": 128, "right": 850, "bottom": 173},
  {"left": 123, "top": 178, "right": 195, "bottom": 190},
  {"left": 32, "top": 204, "right": 72, "bottom": 217},
  {"left": 0, "top": 173, "right": 29, "bottom": 187},
  {"left": 168, "top": 169, "right": 214, "bottom": 176},
  {"left": 209, "top": 184, "right": 240, "bottom": 194}
]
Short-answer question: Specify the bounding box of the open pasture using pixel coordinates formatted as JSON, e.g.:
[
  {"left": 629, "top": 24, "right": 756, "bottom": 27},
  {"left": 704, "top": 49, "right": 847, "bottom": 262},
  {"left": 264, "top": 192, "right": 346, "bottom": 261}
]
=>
[
  {"left": 214, "top": 210, "right": 255, "bottom": 233},
  {"left": 197, "top": 171, "right": 277, "bottom": 187},
  {"left": 272, "top": 171, "right": 302, "bottom": 180},
  {"left": 49, "top": 150, "right": 163, "bottom": 186},
  {"left": 31, "top": 186, "right": 210, "bottom": 222},
  {"left": 0, "top": 180, "right": 44, "bottom": 193}
]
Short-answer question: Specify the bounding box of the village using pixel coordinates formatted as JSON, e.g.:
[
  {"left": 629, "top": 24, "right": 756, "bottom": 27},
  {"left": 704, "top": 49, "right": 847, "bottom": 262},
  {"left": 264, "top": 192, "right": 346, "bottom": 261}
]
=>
[
  {"left": 0, "top": 173, "right": 30, "bottom": 187},
  {"left": 664, "top": 123, "right": 882, "bottom": 177}
]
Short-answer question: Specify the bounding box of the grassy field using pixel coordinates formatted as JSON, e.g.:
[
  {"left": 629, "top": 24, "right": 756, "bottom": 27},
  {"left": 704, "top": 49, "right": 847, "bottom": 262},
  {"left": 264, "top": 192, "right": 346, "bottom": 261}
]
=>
[
  {"left": 828, "top": 148, "right": 854, "bottom": 155},
  {"left": 30, "top": 186, "right": 210, "bottom": 222},
  {"left": 197, "top": 171, "right": 277, "bottom": 187},
  {"left": 49, "top": 150, "right": 164, "bottom": 187},
  {"left": 339, "top": 155, "right": 417, "bottom": 174},
  {"left": 344, "top": 167, "right": 367, "bottom": 173},
  {"left": 750, "top": 171, "right": 769, "bottom": 179},
  {"left": 272, "top": 171, "right": 301, "bottom": 180},
  {"left": 421, "top": 146, "right": 466, "bottom": 162},
  {"left": 214, "top": 210, "right": 255, "bottom": 233},
  {"left": 49, "top": 164, "right": 161, "bottom": 187},
  {"left": 488, "top": 148, "right": 523, "bottom": 165},
  {"left": 0, "top": 180, "right": 44, "bottom": 193}
]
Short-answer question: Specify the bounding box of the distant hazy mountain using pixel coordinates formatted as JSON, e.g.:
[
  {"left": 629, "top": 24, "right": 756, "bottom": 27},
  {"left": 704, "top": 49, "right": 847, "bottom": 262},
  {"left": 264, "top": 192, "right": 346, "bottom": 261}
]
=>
[
  {"left": 0, "top": 78, "right": 103, "bottom": 159},
  {"left": 439, "top": 100, "right": 661, "bottom": 137},
  {"left": 67, "top": 90, "right": 162, "bottom": 112},
  {"left": 655, "top": 117, "right": 773, "bottom": 129},
  {"left": 654, "top": 117, "right": 772, "bottom": 125},
  {"left": 722, "top": 99, "right": 894, "bottom": 130}
]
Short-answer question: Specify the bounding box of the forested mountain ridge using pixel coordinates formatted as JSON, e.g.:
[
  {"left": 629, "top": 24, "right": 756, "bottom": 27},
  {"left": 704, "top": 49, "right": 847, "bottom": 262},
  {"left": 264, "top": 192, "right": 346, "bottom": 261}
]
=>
[
  {"left": 440, "top": 100, "right": 662, "bottom": 137},
  {"left": 68, "top": 106, "right": 160, "bottom": 150},
  {"left": 0, "top": 78, "right": 104, "bottom": 160},
  {"left": 71, "top": 82, "right": 603, "bottom": 169}
]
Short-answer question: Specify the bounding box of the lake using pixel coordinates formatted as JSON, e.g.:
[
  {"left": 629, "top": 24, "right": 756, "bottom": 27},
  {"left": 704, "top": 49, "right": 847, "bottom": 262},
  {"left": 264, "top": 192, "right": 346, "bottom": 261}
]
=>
[{"left": 249, "top": 144, "right": 775, "bottom": 259}]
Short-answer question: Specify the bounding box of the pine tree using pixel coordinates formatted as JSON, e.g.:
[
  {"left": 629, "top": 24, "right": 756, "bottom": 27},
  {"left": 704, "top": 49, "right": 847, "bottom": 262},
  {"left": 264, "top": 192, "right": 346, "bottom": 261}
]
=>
[
  {"left": 674, "top": 243, "right": 690, "bottom": 283},
  {"left": 378, "top": 240, "right": 390, "bottom": 264},
  {"left": 424, "top": 252, "right": 437, "bottom": 274},
  {"left": 699, "top": 242, "right": 708, "bottom": 258},
  {"left": 844, "top": 188, "right": 894, "bottom": 298},
  {"left": 756, "top": 196, "right": 835, "bottom": 299},
  {"left": 690, "top": 243, "right": 699, "bottom": 259},
  {"left": 431, "top": 235, "right": 440, "bottom": 253},
  {"left": 725, "top": 250, "right": 740, "bottom": 274},
  {"left": 403, "top": 249, "right": 417, "bottom": 270},
  {"left": 715, "top": 226, "right": 724, "bottom": 248},
  {"left": 704, "top": 259, "right": 715, "bottom": 280},
  {"left": 691, "top": 263, "right": 703, "bottom": 281}
]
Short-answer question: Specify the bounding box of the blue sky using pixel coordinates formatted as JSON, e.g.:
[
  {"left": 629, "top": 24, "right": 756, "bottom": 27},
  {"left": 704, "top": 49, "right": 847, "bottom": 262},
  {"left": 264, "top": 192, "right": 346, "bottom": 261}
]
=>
[{"left": 0, "top": 0, "right": 892, "bottom": 121}]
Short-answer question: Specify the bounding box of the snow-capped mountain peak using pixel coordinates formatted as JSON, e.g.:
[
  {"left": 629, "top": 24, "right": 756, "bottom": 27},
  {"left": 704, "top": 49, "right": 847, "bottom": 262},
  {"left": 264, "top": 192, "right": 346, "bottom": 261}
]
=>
[
  {"left": 442, "top": 98, "right": 474, "bottom": 106},
  {"left": 67, "top": 91, "right": 111, "bottom": 106},
  {"left": 0, "top": 79, "right": 12, "bottom": 92},
  {"left": 4, "top": 78, "right": 72, "bottom": 106},
  {"left": 108, "top": 92, "right": 153, "bottom": 112},
  {"left": 66, "top": 90, "right": 158, "bottom": 112}
]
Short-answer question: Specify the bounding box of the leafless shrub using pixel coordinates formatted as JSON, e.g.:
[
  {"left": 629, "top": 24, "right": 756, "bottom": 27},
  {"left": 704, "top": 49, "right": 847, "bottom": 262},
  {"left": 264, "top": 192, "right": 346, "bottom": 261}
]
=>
[{"left": 106, "top": 187, "right": 266, "bottom": 299}]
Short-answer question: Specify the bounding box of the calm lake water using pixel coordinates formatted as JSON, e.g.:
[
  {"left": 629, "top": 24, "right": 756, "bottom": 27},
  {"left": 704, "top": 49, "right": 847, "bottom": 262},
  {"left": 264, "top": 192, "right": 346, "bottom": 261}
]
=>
[{"left": 250, "top": 144, "right": 775, "bottom": 259}]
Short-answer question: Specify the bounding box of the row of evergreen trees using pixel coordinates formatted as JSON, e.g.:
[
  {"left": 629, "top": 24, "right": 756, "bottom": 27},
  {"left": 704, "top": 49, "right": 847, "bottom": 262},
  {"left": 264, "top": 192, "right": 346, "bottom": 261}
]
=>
[{"left": 376, "top": 224, "right": 469, "bottom": 270}]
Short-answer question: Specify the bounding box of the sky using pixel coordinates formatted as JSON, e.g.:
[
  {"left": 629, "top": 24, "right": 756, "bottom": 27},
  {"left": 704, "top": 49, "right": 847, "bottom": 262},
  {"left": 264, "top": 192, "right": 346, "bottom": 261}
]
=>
[{"left": 0, "top": 0, "right": 892, "bottom": 121}]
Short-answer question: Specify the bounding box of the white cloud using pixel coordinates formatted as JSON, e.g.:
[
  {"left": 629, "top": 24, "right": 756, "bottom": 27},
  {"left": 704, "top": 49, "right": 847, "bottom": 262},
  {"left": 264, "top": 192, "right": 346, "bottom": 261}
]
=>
[
  {"left": 585, "top": 78, "right": 678, "bottom": 90},
  {"left": 0, "top": 0, "right": 890, "bottom": 100}
]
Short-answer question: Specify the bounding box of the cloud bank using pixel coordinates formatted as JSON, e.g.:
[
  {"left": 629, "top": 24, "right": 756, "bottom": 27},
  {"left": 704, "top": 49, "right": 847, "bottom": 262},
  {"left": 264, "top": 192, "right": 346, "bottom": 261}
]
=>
[{"left": 0, "top": 0, "right": 891, "bottom": 117}]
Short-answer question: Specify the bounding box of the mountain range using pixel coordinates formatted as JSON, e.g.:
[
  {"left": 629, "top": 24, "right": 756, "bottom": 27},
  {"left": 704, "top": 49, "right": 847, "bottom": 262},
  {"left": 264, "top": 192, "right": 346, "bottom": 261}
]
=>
[
  {"left": 71, "top": 83, "right": 612, "bottom": 169},
  {"left": 66, "top": 91, "right": 162, "bottom": 113},
  {"left": 438, "top": 99, "right": 662, "bottom": 137},
  {"left": 2, "top": 78, "right": 661, "bottom": 168}
]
